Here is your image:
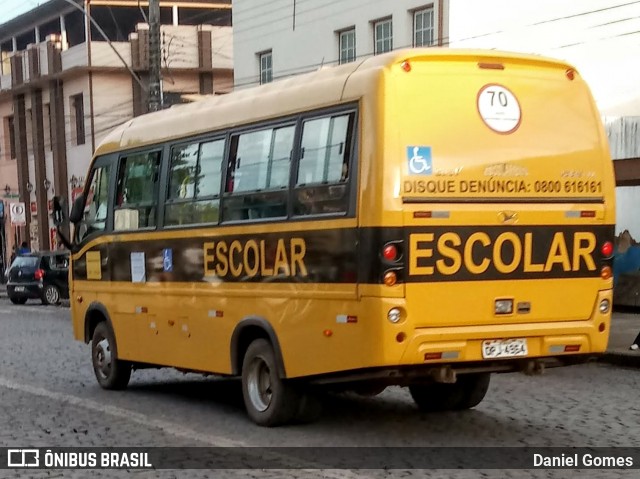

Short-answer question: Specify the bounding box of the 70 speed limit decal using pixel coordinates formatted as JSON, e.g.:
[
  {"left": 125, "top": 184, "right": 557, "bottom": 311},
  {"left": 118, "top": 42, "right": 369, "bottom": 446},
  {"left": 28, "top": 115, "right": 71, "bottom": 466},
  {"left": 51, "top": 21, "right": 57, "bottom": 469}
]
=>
[{"left": 477, "top": 84, "right": 521, "bottom": 134}]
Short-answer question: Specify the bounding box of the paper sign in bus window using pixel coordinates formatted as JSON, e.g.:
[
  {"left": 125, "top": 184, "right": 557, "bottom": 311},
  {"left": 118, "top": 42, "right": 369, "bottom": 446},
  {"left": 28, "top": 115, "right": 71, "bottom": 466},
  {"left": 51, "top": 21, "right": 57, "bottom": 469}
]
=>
[
  {"left": 407, "top": 146, "right": 432, "bottom": 175},
  {"left": 131, "top": 252, "right": 146, "bottom": 283}
]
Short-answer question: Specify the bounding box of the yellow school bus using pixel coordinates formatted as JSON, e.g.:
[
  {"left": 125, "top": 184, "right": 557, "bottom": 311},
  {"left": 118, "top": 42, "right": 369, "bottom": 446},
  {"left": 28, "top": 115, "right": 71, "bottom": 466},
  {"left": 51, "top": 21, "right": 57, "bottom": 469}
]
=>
[{"left": 55, "top": 48, "right": 615, "bottom": 426}]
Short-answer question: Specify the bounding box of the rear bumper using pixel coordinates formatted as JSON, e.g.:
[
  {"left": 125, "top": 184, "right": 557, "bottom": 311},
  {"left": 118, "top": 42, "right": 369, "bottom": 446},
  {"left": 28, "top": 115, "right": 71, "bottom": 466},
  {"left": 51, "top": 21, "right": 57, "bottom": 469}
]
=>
[
  {"left": 7, "top": 282, "right": 43, "bottom": 299},
  {"left": 306, "top": 354, "right": 594, "bottom": 386}
]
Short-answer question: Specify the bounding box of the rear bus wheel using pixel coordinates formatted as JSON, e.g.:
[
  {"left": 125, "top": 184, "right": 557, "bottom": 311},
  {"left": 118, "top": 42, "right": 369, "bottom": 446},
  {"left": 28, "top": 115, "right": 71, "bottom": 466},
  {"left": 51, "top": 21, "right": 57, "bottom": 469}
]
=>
[
  {"left": 409, "top": 373, "right": 491, "bottom": 412},
  {"left": 241, "top": 339, "right": 305, "bottom": 426},
  {"left": 91, "top": 322, "right": 131, "bottom": 390}
]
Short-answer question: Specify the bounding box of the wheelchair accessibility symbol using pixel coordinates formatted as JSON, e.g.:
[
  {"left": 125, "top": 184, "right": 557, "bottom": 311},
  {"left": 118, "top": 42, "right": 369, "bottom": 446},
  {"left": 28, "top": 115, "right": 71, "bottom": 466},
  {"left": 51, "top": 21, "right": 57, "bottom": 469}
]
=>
[{"left": 407, "top": 146, "right": 432, "bottom": 175}]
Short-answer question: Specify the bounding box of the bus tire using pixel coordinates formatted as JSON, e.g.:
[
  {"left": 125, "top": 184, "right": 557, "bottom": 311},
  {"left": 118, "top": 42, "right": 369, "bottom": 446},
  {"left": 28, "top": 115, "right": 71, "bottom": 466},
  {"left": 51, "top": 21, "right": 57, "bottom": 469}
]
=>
[
  {"left": 241, "top": 338, "right": 301, "bottom": 426},
  {"left": 409, "top": 373, "right": 490, "bottom": 412},
  {"left": 91, "top": 322, "right": 131, "bottom": 390}
]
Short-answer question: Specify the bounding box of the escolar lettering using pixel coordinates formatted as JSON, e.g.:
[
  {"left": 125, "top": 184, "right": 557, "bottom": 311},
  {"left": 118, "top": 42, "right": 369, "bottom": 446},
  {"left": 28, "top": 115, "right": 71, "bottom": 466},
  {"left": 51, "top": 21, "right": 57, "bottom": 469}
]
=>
[
  {"left": 204, "top": 238, "right": 308, "bottom": 279},
  {"left": 409, "top": 231, "right": 596, "bottom": 276}
]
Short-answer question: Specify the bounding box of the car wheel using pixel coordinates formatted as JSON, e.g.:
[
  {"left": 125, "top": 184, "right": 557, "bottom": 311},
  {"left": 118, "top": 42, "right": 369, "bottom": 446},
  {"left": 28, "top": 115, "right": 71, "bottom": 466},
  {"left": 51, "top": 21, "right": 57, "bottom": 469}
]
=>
[
  {"left": 91, "top": 322, "right": 131, "bottom": 390},
  {"left": 42, "top": 285, "right": 61, "bottom": 305},
  {"left": 9, "top": 295, "right": 27, "bottom": 305}
]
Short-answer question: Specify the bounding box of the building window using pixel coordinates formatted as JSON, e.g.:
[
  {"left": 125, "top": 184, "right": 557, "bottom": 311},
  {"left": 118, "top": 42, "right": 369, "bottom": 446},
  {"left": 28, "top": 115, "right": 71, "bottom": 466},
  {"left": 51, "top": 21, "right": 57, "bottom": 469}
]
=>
[
  {"left": 70, "top": 93, "right": 85, "bottom": 146},
  {"left": 43, "top": 104, "right": 52, "bottom": 151},
  {"left": 373, "top": 18, "right": 392, "bottom": 55},
  {"left": 259, "top": 51, "right": 272, "bottom": 84},
  {"left": 4, "top": 116, "right": 15, "bottom": 160},
  {"left": 338, "top": 28, "right": 356, "bottom": 65},
  {"left": 414, "top": 7, "right": 435, "bottom": 47}
]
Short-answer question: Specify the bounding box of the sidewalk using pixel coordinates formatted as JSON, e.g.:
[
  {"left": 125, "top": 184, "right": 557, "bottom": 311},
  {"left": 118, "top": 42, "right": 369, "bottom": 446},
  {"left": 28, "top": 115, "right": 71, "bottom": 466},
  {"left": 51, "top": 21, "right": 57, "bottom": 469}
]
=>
[{"left": 0, "top": 283, "right": 639, "bottom": 366}]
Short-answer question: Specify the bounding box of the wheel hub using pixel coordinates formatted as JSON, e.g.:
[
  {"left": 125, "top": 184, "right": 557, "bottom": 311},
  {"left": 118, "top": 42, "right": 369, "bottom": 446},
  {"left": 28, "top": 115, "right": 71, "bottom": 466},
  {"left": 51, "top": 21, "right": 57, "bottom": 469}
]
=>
[
  {"left": 95, "top": 338, "right": 112, "bottom": 379},
  {"left": 247, "top": 357, "right": 272, "bottom": 412}
]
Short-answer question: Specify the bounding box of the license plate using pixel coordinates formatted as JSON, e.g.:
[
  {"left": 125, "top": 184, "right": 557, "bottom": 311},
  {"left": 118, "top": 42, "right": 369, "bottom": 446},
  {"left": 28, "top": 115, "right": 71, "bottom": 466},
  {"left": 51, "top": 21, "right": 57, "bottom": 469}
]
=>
[
  {"left": 14, "top": 286, "right": 25, "bottom": 292},
  {"left": 482, "top": 338, "right": 528, "bottom": 359}
]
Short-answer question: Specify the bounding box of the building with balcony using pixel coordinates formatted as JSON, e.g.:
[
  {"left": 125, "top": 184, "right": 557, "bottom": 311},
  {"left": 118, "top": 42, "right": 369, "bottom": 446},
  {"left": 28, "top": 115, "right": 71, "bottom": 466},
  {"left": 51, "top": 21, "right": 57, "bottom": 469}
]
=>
[{"left": 0, "top": 0, "right": 233, "bottom": 266}]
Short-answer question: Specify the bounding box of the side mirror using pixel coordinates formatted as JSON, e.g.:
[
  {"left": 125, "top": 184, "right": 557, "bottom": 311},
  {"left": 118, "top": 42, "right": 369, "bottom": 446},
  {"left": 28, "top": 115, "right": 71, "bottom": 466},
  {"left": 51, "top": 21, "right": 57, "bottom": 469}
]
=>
[
  {"left": 52, "top": 196, "right": 67, "bottom": 227},
  {"left": 52, "top": 195, "right": 73, "bottom": 250},
  {"left": 69, "top": 194, "right": 85, "bottom": 224}
]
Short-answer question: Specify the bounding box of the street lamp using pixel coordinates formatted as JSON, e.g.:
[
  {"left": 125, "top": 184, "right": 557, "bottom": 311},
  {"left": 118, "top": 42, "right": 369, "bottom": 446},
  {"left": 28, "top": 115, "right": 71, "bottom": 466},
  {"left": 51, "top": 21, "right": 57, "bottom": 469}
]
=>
[
  {"left": 26, "top": 182, "right": 33, "bottom": 193},
  {"left": 43, "top": 179, "right": 51, "bottom": 191}
]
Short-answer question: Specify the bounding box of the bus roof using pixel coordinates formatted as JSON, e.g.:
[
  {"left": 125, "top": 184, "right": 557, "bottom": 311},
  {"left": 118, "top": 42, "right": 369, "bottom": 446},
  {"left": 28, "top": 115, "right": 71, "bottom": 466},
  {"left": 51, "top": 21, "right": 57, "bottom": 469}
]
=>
[{"left": 95, "top": 48, "right": 575, "bottom": 156}]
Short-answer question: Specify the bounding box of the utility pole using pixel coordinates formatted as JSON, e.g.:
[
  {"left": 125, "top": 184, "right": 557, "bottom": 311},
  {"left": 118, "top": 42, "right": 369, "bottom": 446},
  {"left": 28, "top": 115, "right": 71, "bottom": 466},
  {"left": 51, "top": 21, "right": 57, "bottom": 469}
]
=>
[{"left": 148, "top": 0, "right": 162, "bottom": 112}]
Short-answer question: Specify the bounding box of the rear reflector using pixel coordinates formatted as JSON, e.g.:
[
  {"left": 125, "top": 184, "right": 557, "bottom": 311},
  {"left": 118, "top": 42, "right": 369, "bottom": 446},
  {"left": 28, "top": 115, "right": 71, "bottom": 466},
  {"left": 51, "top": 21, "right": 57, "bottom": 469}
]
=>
[
  {"left": 564, "top": 345, "right": 581, "bottom": 352},
  {"left": 580, "top": 211, "right": 596, "bottom": 218},
  {"left": 424, "top": 352, "right": 443, "bottom": 361},
  {"left": 413, "top": 211, "right": 450, "bottom": 219}
]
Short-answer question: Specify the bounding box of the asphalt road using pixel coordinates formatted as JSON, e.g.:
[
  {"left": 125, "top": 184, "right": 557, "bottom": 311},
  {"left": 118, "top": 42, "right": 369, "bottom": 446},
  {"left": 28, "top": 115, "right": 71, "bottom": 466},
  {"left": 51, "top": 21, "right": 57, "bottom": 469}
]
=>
[{"left": 0, "top": 297, "right": 638, "bottom": 479}]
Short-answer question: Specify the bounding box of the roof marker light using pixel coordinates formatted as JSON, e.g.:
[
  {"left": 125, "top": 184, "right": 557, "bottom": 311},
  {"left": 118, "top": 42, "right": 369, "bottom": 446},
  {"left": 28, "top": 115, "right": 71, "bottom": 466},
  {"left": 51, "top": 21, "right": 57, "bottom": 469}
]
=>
[
  {"left": 478, "top": 62, "right": 504, "bottom": 70},
  {"left": 401, "top": 60, "right": 411, "bottom": 72}
]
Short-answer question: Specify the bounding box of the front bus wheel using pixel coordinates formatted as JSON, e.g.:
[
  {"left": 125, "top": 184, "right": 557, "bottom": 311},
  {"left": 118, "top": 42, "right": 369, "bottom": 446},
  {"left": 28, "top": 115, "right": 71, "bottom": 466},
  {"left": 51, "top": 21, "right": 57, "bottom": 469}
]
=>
[
  {"left": 91, "top": 322, "right": 131, "bottom": 390},
  {"left": 241, "top": 339, "right": 321, "bottom": 426},
  {"left": 409, "top": 373, "right": 491, "bottom": 412}
]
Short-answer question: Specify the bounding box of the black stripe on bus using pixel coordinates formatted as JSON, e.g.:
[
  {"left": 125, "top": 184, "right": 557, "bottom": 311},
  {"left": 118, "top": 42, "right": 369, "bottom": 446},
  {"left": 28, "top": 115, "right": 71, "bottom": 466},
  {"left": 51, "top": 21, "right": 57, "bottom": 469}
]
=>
[{"left": 71, "top": 225, "right": 614, "bottom": 284}]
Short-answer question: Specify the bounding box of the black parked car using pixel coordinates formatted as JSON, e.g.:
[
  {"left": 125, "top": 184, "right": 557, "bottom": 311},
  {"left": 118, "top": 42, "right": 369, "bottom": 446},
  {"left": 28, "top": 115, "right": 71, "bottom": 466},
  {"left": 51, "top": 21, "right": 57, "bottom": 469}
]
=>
[{"left": 6, "top": 251, "right": 70, "bottom": 305}]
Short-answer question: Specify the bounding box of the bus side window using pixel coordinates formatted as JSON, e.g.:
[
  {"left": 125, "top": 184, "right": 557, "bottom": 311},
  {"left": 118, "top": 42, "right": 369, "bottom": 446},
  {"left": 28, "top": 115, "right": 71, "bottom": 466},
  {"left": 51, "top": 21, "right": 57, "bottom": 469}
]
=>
[
  {"left": 114, "top": 151, "right": 161, "bottom": 230},
  {"left": 75, "top": 163, "right": 111, "bottom": 243},
  {"left": 165, "top": 139, "right": 224, "bottom": 226},
  {"left": 222, "top": 124, "right": 294, "bottom": 222},
  {"left": 294, "top": 112, "right": 354, "bottom": 216}
]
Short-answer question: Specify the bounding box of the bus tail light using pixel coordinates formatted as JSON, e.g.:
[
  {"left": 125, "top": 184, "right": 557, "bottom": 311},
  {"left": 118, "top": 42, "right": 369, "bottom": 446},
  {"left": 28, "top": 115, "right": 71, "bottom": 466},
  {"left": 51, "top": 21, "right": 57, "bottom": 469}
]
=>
[
  {"left": 381, "top": 240, "right": 404, "bottom": 287},
  {"left": 383, "top": 244, "right": 398, "bottom": 262},
  {"left": 381, "top": 241, "right": 402, "bottom": 263},
  {"left": 600, "top": 266, "right": 612, "bottom": 280},
  {"left": 34, "top": 269, "right": 44, "bottom": 281},
  {"left": 383, "top": 271, "right": 397, "bottom": 286},
  {"left": 601, "top": 241, "right": 613, "bottom": 259}
]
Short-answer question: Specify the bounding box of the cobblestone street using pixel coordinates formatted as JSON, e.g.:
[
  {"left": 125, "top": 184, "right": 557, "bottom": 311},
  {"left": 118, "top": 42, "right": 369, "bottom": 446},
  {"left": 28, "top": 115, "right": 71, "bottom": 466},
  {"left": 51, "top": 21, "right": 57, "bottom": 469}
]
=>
[{"left": 0, "top": 298, "right": 639, "bottom": 478}]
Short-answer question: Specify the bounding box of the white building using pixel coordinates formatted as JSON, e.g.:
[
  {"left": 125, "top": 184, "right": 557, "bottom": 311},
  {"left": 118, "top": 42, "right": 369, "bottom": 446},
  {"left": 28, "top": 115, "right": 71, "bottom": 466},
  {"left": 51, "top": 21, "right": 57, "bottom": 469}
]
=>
[
  {"left": 233, "top": 0, "right": 640, "bottom": 236},
  {"left": 233, "top": 0, "right": 449, "bottom": 88}
]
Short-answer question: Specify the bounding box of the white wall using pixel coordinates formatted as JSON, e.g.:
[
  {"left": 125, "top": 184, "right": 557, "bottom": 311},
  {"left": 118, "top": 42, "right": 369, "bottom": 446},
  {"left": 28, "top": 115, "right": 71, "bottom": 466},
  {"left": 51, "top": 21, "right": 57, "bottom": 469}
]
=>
[
  {"left": 233, "top": 0, "right": 446, "bottom": 88},
  {"left": 92, "top": 72, "right": 134, "bottom": 148}
]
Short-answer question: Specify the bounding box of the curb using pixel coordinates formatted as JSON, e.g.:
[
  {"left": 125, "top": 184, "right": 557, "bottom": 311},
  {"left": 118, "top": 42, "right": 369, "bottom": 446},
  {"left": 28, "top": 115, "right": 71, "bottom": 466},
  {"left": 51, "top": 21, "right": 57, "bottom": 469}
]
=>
[{"left": 599, "top": 352, "right": 640, "bottom": 369}]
